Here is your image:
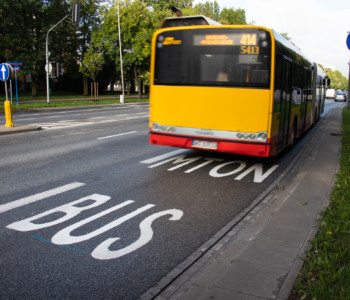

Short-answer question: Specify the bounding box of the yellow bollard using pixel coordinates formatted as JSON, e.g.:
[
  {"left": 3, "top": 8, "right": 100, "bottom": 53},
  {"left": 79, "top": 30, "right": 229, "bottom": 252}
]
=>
[{"left": 4, "top": 100, "right": 14, "bottom": 127}]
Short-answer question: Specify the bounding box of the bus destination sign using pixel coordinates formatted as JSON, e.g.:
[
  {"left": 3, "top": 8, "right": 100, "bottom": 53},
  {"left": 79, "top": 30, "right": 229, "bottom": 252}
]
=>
[{"left": 194, "top": 33, "right": 257, "bottom": 46}]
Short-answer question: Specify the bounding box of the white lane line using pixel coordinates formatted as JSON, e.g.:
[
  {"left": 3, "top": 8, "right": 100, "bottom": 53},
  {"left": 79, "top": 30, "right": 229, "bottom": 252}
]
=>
[
  {"left": 44, "top": 116, "right": 62, "bottom": 119},
  {"left": 97, "top": 131, "right": 138, "bottom": 140},
  {"left": 140, "top": 149, "right": 188, "bottom": 165},
  {"left": 15, "top": 107, "right": 130, "bottom": 118},
  {"left": 34, "top": 115, "right": 148, "bottom": 130},
  {"left": 0, "top": 182, "right": 86, "bottom": 214},
  {"left": 14, "top": 118, "right": 37, "bottom": 121}
]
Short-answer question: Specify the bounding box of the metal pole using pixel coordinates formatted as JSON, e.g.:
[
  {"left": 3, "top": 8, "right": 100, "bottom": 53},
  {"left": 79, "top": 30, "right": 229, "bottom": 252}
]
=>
[
  {"left": 348, "top": 57, "right": 350, "bottom": 110},
  {"left": 4, "top": 81, "right": 8, "bottom": 100},
  {"left": 9, "top": 77, "right": 12, "bottom": 104},
  {"left": 46, "top": 15, "right": 68, "bottom": 104},
  {"left": 15, "top": 71, "right": 18, "bottom": 106},
  {"left": 118, "top": 1, "right": 125, "bottom": 104},
  {"left": 347, "top": 32, "right": 350, "bottom": 110}
]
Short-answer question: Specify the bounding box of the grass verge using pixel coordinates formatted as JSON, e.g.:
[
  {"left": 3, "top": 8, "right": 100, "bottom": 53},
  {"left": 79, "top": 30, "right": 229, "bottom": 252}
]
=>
[
  {"left": 289, "top": 107, "right": 350, "bottom": 299},
  {"left": 0, "top": 96, "right": 149, "bottom": 111}
]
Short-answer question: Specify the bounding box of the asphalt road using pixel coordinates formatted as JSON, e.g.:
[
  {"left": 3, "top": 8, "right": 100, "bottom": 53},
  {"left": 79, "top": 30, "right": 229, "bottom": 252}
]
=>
[{"left": 0, "top": 100, "right": 343, "bottom": 299}]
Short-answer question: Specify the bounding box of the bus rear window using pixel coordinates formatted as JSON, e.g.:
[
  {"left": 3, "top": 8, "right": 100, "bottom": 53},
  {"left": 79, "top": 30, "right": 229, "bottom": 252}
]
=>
[{"left": 154, "top": 28, "right": 271, "bottom": 88}]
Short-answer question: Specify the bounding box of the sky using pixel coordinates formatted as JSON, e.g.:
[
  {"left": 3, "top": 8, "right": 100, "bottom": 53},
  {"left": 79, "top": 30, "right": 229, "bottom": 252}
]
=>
[{"left": 193, "top": 0, "right": 350, "bottom": 77}]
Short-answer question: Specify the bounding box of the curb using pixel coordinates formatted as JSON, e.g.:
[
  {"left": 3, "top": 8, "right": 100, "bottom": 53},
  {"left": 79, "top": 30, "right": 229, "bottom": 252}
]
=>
[{"left": 0, "top": 125, "right": 41, "bottom": 136}]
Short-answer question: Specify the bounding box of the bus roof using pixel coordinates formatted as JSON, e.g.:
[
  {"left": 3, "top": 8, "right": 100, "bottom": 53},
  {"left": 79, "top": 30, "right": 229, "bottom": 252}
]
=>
[
  {"left": 160, "top": 15, "right": 221, "bottom": 28},
  {"left": 272, "top": 29, "right": 313, "bottom": 67}
]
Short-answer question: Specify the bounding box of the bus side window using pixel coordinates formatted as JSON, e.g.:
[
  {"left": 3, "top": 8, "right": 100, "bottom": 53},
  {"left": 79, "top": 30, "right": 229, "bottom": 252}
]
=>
[{"left": 274, "top": 54, "right": 282, "bottom": 108}]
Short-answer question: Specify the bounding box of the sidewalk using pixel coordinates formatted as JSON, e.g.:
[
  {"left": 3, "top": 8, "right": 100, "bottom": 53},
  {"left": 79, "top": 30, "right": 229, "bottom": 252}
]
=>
[{"left": 145, "top": 107, "right": 342, "bottom": 300}]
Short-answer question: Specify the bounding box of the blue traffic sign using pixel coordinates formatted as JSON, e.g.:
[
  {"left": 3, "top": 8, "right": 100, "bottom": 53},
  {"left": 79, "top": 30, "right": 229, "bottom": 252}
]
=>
[
  {"left": 0, "top": 63, "right": 11, "bottom": 82},
  {"left": 347, "top": 33, "right": 350, "bottom": 51},
  {"left": 7, "top": 62, "right": 23, "bottom": 67}
]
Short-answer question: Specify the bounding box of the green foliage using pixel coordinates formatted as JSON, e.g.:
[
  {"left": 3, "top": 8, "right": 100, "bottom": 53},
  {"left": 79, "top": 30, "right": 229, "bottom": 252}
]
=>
[
  {"left": 322, "top": 66, "right": 348, "bottom": 90},
  {"left": 219, "top": 7, "right": 247, "bottom": 25},
  {"left": 90, "top": 0, "right": 161, "bottom": 98},
  {"left": 280, "top": 32, "right": 291, "bottom": 40},
  {"left": 0, "top": 0, "right": 248, "bottom": 98},
  {"left": 1, "top": 0, "right": 49, "bottom": 96},
  {"left": 80, "top": 49, "right": 104, "bottom": 81},
  {"left": 0, "top": 0, "right": 103, "bottom": 96},
  {"left": 193, "top": 0, "right": 220, "bottom": 21},
  {"left": 290, "top": 108, "right": 350, "bottom": 299},
  {"left": 171, "top": 0, "right": 194, "bottom": 9}
]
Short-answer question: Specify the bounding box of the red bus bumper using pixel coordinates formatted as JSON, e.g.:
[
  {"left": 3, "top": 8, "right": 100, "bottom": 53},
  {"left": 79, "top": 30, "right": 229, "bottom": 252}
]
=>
[{"left": 150, "top": 131, "right": 271, "bottom": 157}]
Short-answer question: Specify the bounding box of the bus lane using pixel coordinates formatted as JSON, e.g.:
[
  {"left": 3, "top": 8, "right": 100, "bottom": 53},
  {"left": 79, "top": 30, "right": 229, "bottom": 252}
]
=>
[{"left": 0, "top": 130, "right": 294, "bottom": 299}]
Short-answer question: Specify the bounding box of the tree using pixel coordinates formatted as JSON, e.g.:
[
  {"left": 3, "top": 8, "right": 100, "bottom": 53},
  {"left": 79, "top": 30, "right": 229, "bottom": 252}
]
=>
[
  {"left": 280, "top": 32, "right": 291, "bottom": 40},
  {"left": 0, "top": 0, "right": 52, "bottom": 97},
  {"left": 46, "top": 0, "right": 78, "bottom": 93},
  {"left": 219, "top": 7, "right": 246, "bottom": 25},
  {"left": 193, "top": 0, "right": 220, "bottom": 21},
  {"left": 324, "top": 68, "right": 348, "bottom": 90},
  {"left": 0, "top": 0, "right": 104, "bottom": 97},
  {"left": 120, "top": 0, "right": 157, "bottom": 99},
  {"left": 92, "top": 0, "right": 161, "bottom": 99},
  {"left": 76, "top": 0, "right": 104, "bottom": 95},
  {"left": 79, "top": 48, "right": 104, "bottom": 99}
]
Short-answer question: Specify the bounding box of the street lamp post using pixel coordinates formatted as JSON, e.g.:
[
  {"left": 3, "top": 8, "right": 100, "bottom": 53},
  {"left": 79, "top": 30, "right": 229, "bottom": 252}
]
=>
[
  {"left": 117, "top": 1, "right": 125, "bottom": 104},
  {"left": 46, "top": 15, "right": 68, "bottom": 104}
]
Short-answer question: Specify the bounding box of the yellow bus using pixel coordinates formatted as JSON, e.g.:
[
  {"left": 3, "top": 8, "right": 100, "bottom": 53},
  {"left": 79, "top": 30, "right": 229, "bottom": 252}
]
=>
[{"left": 149, "top": 18, "right": 326, "bottom": 157}]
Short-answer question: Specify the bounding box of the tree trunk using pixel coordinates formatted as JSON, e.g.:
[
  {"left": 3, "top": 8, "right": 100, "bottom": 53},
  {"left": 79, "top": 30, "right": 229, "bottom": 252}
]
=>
[
  {"left": 130, "top": 78, "right": 136, "bottom": 94},
  {"left": 134, "top": 66, "right": 142, "bottom": 100},
  {"left": 83, "top": 75, "right": 88, "bottom": 96},
  {"left": 31, "top": 77, "right": 37, "bottom": 97},
  {"left": 127, "top": 81, "right": 131, "bottom": 96}
]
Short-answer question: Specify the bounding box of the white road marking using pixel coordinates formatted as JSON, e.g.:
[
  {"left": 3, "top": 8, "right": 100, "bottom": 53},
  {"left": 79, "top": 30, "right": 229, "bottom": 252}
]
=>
[
  {"left": 32, "top": 115, "right": 148, "bottom": 130},
  {"left": 97, "top": 131, "right": 138, "bottom": 140},
  {"left": 32, "top": 122, "right": 94, "bottom": 129},
  {"left": 0, "top": 182, "right": 85, "bottom": 214},
  {"left": 140, "top": 149, "right": 188, "bottom": 165},
  {"left": 44, "top": 115, "right": 62, "bottom": 119},
  {"left": 141, "top": 153, "right": 279, "bottom": 183},
  {"left": 13, "top": 117, "right": 36, "bottom": 121},
  {"left": 15, "top": 106, "right": 130, "bottom": 118}
]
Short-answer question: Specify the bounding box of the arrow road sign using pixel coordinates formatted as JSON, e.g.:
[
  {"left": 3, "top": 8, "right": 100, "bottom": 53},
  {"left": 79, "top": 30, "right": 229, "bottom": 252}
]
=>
[{"left": 0, "top": 63, "right": 12, "bottom": 82}]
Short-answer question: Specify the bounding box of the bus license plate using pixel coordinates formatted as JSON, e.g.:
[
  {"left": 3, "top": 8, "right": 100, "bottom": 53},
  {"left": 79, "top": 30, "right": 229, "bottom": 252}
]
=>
[{"left": 192, "top": 140, "right": 218, "bottom": 150}]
